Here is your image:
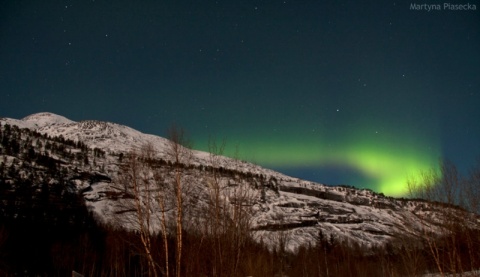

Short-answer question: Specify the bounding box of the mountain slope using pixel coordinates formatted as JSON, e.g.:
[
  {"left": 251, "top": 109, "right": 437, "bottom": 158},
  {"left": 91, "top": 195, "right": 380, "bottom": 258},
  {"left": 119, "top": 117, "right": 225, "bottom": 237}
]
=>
[{"left": 1, "top": 112, "right": 478, "bottom": 251}]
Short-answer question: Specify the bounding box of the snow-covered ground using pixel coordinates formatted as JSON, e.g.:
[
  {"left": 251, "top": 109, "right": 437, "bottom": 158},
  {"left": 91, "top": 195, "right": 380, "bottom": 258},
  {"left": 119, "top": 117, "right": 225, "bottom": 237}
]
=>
[{"left": 2, "top": 112, "right": 479, "bottom": 251}]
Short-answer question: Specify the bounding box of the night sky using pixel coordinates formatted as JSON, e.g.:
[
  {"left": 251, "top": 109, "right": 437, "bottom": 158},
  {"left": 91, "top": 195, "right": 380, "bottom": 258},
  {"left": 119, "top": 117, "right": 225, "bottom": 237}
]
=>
[{"left": 1, "top": 1, "right": 479, "bottom": 196}]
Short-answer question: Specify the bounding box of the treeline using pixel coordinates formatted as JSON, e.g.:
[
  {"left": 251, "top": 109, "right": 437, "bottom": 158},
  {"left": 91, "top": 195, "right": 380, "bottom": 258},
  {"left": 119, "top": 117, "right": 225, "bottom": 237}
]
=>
[
  {"left": 2, "top": 213, "right": 478, "bottom": 276},
  {"left": 0, "top": 123, "right": 105, "bottom": 172}
]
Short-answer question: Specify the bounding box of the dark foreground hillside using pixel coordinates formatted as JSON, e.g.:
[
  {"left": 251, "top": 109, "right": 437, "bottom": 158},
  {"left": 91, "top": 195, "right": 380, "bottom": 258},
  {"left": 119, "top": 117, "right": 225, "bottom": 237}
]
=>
[{"left": 1, "top": 207, "right": 480, "bottom": 276}]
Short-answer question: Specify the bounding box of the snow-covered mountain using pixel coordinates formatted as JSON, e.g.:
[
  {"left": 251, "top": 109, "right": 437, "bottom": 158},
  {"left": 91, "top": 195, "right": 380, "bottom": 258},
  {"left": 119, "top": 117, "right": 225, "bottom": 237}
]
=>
[{"left": 1, "top": 112, "right": 478, "bottom": 251}]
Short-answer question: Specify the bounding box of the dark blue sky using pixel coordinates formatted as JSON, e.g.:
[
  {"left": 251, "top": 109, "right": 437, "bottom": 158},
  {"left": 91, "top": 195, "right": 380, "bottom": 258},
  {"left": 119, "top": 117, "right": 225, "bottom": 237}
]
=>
[{"left": 1, "top": 0, "right": 479, "bottom": 195}]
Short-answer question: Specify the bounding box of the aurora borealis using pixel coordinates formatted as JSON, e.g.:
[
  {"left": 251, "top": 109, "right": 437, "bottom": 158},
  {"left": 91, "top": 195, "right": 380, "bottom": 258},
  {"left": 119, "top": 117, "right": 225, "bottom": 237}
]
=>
[
  {"left": 195, "top": 117, "right": 441, "bottom": 196},
  {"left": 1, "top": 1, "right": 479, "bottom": 196}
]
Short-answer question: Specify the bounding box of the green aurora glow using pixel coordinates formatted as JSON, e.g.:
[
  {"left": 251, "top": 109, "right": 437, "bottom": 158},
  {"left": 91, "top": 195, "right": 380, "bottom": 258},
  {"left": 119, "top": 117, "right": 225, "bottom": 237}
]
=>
[{"left": 196, "top": 125, "right": 440, "bottom": 197}]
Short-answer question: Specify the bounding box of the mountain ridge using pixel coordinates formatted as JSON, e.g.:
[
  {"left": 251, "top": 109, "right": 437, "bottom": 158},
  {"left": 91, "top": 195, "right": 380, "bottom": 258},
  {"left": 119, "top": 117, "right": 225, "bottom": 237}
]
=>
[{"left": 1, "top": 112, "right": 478, "bottom": 251}]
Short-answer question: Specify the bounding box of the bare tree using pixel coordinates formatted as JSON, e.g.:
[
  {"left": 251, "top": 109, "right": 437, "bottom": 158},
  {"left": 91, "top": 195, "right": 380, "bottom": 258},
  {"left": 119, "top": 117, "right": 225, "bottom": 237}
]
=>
[
  {"left": 116, "top": 148, "right": 159, "bottom": 277},
  {"left": 459, "top": 159, "right": 480, "bottom": 272},
  {"left": 153, "top": 167, "right": 170, "bottom": 277},
  {"left": 463, "top": 158, "right": 480, "bottom": 214},
  {"left": 166, "top": 126, "right": 192, "bottom": 277},
  {"left": 406, "top": 159, "right": 480, "bottom": 276},
  {"left": 200, "top": 137, "right": 257, "bottom": 276},
  {"left": 142, "top": 142, "right": 172, "bottom": 277},
  {"left": 114, "top": 125, "right": 194, "bottom": 277}
]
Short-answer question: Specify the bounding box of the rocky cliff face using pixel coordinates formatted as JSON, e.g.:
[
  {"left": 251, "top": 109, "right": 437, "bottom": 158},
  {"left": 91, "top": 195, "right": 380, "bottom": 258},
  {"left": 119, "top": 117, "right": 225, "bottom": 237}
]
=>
[{"left": 1, "top": 112, "right": 478, "bottom": 251}]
